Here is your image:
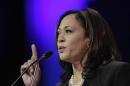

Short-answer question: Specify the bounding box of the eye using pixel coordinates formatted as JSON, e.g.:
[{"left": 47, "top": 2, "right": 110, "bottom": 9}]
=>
[{"left": 65, "top": 29, "right": 73, "bottom": 34}]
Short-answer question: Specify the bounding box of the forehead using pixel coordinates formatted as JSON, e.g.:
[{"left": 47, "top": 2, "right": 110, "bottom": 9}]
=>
[{"left": 58, "top": 14, "right": 82, "bottom": 29}]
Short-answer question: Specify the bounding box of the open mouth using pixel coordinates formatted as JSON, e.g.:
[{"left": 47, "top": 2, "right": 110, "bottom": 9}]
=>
[{"left": 58, "top": 46, "right": 66, "bottom": 53}]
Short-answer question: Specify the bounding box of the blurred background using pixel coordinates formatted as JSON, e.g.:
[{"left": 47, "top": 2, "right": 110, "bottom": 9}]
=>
[{"left": 0, "top": 0, "right": 130, "bottom": 85}]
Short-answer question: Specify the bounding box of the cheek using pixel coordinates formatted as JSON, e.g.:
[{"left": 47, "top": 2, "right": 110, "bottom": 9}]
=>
[
  {"left": 67, "top": 37, "right": 79, "bottom": 51},
  {"left": 59, "top": 37, "right": 82, "bottom": 61},
  {"left": 67, "top": 36, "right": 87, "bottom": 57}
]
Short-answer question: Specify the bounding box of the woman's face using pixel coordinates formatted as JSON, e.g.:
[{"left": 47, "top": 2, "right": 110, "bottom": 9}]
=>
[{"left": 57, "top": 14, "right": 89, "bottom": 64}]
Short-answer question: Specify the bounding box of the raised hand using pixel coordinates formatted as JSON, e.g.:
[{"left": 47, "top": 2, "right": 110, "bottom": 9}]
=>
[{"left": 20, "top": 44, "right": 41, "bottom": 86}]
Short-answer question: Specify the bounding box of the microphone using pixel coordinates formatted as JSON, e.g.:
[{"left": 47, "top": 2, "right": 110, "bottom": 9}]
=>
[{"left": 11, "top": 51, "right": 53, "bottom": 86}]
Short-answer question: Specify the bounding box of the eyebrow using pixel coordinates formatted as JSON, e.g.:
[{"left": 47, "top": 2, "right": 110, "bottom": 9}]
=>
[{"left": 58, "top": 26, "right": 73, "bottom": 31}]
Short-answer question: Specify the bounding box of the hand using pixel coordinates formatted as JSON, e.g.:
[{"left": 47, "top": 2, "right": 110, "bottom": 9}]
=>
[{"left": 20, "top": 44, "right": 41, "bottom": 86}]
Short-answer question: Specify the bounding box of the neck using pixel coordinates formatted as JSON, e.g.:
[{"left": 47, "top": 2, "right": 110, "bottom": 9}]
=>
[
  {"left": 72, "top": 62, "right": 82, "bottom": 75},
  {"left": 69, "top": 62, "right": 84, "bottom": 85}
]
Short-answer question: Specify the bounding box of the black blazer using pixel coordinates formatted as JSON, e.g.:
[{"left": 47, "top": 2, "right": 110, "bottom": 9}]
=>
[{"left": 57, "top": 61, "right": 130, "bottom": 86}]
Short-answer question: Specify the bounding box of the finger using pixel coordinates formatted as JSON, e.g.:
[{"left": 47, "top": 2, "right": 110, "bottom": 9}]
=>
[
  {"left": 33, "top": 64, "right": 40, "bottom": 80},
  {"left": 31, "top": 44, "right": 38, "bottom": 61},
  {"left": 21, "top": 60, "right": 34, "bottom": 74},
  {"left": 34, "top": 64, "right": 40, "bottom": 74},
  {"left": 20, "top": 62, "right": 29, "bottom": 73},
  {"left": 27, "top": 60, "right": 39, "bottom": 75},
  {"left": 33, "top": 64, "right": 38, "bottom": 76},
  {"left": 27, "top": 60, "right": 35, "bottom": 75}
]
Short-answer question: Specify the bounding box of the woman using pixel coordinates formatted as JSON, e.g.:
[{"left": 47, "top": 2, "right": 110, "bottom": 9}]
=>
[{"left": 21, "top": 8, "right": 130, "bottom": 86}]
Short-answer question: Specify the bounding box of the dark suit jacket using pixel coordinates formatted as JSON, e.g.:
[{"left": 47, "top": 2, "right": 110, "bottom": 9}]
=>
[{"left": 57, "top": 61, "right": 130, "bottom": 86}]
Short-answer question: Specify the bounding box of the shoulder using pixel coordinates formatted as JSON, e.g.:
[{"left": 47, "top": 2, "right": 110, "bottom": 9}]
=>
[
  {"left": 99, "top": 60, "right": 130, "bottom": 77},
  {"left": 100, "top": 60, "right": 130, "bottom": 72},
  {"left": 99, "top": 60, "right": 130, "bottom": 86}
]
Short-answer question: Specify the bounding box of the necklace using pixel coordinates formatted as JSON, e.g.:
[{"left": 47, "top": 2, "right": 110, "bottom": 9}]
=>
[{"left": 69, "top": 75, "right": 84, "bottom": 86}]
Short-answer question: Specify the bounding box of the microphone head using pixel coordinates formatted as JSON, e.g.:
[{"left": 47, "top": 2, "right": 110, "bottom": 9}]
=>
[
  {"left": 35, "top": 51, "right": 53, "bottom": 63},
  {"left": 41, "top": 51, "right": 53, "bottom": 59}
]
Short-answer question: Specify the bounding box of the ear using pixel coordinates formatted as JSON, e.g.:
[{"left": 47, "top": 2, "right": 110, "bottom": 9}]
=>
[
  {"left": 81, "top": 38, "right": 90, "bottom": 66},
  {"left": 85, "top": 37, "right": 90, "bottom": 47}
]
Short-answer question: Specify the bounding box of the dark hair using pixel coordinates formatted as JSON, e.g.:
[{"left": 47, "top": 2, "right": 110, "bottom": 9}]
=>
[{"left": 56, "top": 8, "right": 121, "bottom": 83}]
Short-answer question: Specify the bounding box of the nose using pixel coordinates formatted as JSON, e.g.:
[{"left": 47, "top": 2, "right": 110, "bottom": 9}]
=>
[{"left": 58, "top": 33, "right": 65, "bottom": 43}]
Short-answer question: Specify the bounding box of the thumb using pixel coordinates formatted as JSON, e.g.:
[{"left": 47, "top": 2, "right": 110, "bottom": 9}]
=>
[{"left": 31, "top": 44, "right": 38, "bottom": 61}]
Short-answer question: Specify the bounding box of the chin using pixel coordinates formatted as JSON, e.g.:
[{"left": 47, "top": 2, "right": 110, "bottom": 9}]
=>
[
  {"left": 59, "top": 56, "right": 67, "bottom": 60},
  {"left": 59, "top": 54, "right": 69, "bottom": 61}
]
